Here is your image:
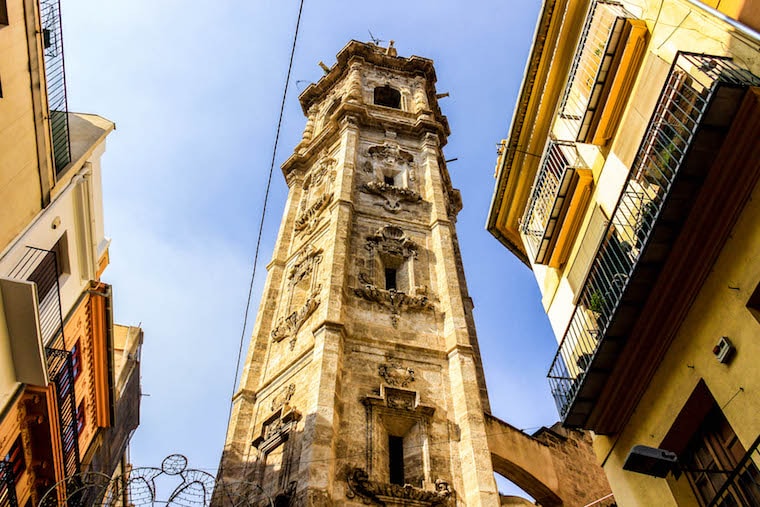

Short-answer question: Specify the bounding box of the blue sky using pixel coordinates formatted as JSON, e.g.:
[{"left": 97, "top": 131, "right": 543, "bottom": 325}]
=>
[{"left": 61, "top": 0, "right": 558, "bottom": 498}]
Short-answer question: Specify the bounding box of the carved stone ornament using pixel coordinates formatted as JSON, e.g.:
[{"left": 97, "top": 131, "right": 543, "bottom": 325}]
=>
[
  {"left": 295, "top": 192, "right": 333, "bottom": 231},
  {"left": 271, "top": 288, "right": 321, "bottom": 346},
  {"left": 445, "top": 188, "right": 463, "bottom": 218},
  {"left": 353, "top": 279, "right": 430, "bottom": 328},
  {"left": 378, "top": 363, "right": 415, "bottom": 387},
  {"left": 295, "top": 157, "right": 336, "bottom": 233},
  {"left": 366, "top": 143, "right": 415, "bottom": 177},
  {"left": 253, "top": 407, "right": 302, "bottom": 455},
  {"left": 362, "top": 180, "right": 421, "bottom": 213},
  {"left": 346, "top": 467, "right": 452, "bottom": 506},
  {"left": 367, "top": 225, "right": 418, "bottom": 260},
  {"left": 271, "top": 384, "right": 295, "bottom": 412},
  {"left": 288, "top": 246, "right": 323, "bottom": 285},
  {"left": 385, "top": 388, "right": 417, "bottom": 411}
]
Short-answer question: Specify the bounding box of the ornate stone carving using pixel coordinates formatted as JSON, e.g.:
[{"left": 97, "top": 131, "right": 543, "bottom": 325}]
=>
[
  {"left": 355, "top": 226, "right": 429, "bottom": 326},
  {"left": 378, "top": 363, "right": 415, "bottom": 387},
  {"left": 366, "top": 143, "right": 415, "bottom": 180},
  {"left": 271, "top": 289, "right": 321, "bottom": 347},
  {"left": 296, "top": 157, "right": 336, "bottom": 233},
  {"left": 253, "top": 407, "right": 302, "bottom": 455},
  {"left": 300, "top": 106, "right": 317, "bottom": 145},
  {"left": 346, "top": 467, "right": 452, "bottom": 505},
  {"left": 367, "top": 225, "right": 418, "bottom": 260},
  {"left": 354, "top": 282, "right": 430, "bottom": 327},
  {"left": 445, "top": 188, "right": 463, "bottom": 218},
  {"left": 362, "top": 180, "right": 421, "bottom": 213},
  {"left": 288, "top": 246, "right": 323, "bottom": 285},
  {"left": 295, "top": 192, "right": 333, "bottom": 231},
  {"left": 413, "top": 79, "right": 431, "bottom": 115},
  {"left": 385, "top": 388, "right": 416, "bottom": 411},
  {"left": 271, "top": 384, "right": 295, "bottom": 412},
  {"left": 347, "top": 63, "right": 364, "bottom": 103}
]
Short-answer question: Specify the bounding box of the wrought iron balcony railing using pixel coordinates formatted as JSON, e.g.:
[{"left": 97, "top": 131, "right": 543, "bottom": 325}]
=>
[
  {"left": 0, "top": 460, "right": 18, "bottom": 507},
  {"left": 547, "top": 53, "right": 760, "bottom": 421},
  {"left": 45, "top": 348, "right": 81, "bottom": 493},
  {"left": 8, "top": 247, "right": 64, "bottom": 345},
  {"left": 40, "top": 0, "right": 71, "bottom": 174},
  {"left": 557, "top": 0, "right": 631, "bottom": 142},
  {"left": 708, "top": 435, "right": 760, "bottom": 507},
  {"left": 521, "top": 140, "right": 587, "bottom": 264}
]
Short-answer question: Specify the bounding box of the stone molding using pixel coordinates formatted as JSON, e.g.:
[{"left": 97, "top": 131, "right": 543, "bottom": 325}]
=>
[{"left": 346, "top": 467, "right": 452, "bottom": 506}]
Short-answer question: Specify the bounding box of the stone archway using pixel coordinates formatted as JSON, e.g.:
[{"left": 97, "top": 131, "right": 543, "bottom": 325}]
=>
[{"left": 485, "top": 413, "right": 612, "bottom": 507}]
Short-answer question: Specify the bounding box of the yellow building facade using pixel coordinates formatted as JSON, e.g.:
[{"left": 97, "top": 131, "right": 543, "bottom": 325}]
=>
[
  {"left": 488, "top": 0, "right": 760, "bottom": 505},
  {"left": 0, "top": 0, "right": 141, "bottom": 505}
]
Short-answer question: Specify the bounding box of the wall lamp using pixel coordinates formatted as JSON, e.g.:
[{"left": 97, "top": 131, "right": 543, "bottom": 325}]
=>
[{"left": 623, "top": 445, "right": 734, "bottom": 479}]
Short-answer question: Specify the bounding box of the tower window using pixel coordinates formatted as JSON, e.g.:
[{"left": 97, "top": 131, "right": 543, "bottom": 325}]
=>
[
  {"left": 374, "top": 86, "right": 401, "bottom": 109},
  {"left": 385, "top": 268, "right": 397, "bottom": 291},
  {"left": 384, "top": 175, "right": 395, "bottom": 186},
  {"left": 388, "top": 435, "right": 405, "bottom": 485}
]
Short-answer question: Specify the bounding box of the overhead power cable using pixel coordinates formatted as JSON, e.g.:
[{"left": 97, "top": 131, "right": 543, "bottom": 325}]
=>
[{"left": 219, "top": 0, "right": 306, "bottom": 478}]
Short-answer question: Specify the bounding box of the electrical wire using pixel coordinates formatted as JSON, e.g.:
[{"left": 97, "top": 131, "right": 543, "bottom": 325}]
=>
[{"left": 218, "top": 0, "right": 306, "bottom": 479}]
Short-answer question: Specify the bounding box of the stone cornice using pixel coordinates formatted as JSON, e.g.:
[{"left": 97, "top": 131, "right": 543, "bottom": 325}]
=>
[
  {"left": 300, "top": 40, "right": 436, "bottom": 109},
  {"left": 282, "top": 102, "right": 449, "bottom": 179}
]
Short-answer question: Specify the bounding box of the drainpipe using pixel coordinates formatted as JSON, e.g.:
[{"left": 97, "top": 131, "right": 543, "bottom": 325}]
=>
[{"left": 683, "top": 0, "right": 760, "bottom": 43}]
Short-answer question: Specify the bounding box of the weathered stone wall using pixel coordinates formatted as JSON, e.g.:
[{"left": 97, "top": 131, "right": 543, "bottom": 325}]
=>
[{"left": 486, "top": 415, "right": 612, "bottom": 507}]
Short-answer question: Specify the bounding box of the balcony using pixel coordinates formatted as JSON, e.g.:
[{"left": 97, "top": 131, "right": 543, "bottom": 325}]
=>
[
  {"left": 1, "top": 247, "right": 66, "bottom": 387},
  {"left": 547, "top": 53, "right": 760, "bottom": 432},
  {"left": 40, "top": 0, "right": 71, "bottom": 174},
  {"left": 45, "top": 348, "right": 81, "bottom": 489},
  {"left": 0, "top": 460, "right": 18, "bottom": 507},
  {"left": 708, "top": 435, "right": 760, "bottom": 506},
  {"left": 556, "top": 0, "right": 647, "bottom": 144},
  {"left": 521, "top": 141, "right": 593, "bottom": 266},
  {"left": 8, "top": 247, "right": 65, "bottom": 346}
]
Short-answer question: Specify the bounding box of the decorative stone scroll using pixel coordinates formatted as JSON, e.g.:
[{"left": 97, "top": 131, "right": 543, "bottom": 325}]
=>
[{"left": 346, "top": 467, "right": 452, "bottom": 506}]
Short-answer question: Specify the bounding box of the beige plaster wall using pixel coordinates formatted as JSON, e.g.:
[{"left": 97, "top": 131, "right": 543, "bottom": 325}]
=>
[
  {"left": 593, "top": 172, "right": 760, "bottom": 506},
  {"left": 0, "top": 0, "right": 44, "bottom": 250}
]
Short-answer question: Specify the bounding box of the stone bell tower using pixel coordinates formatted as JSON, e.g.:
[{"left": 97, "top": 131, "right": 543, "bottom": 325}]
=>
[{"left": 216, "top": 40, "right": 500, "bottom": 506}]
